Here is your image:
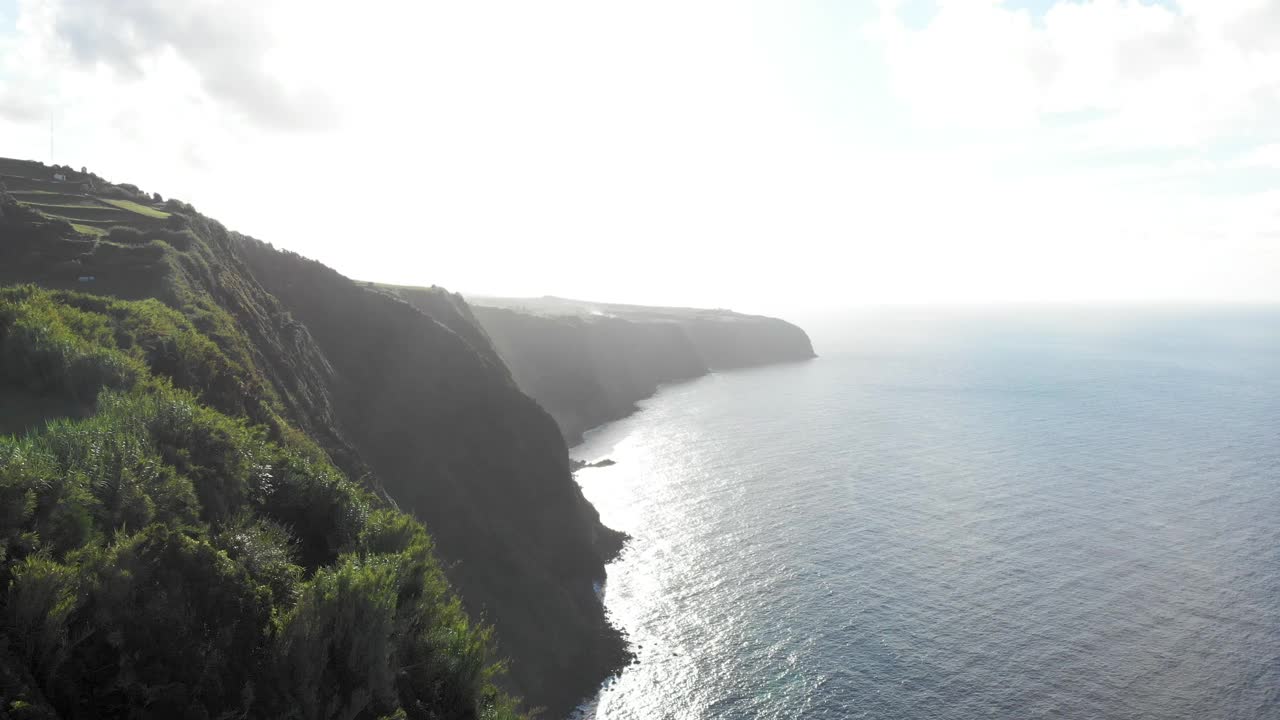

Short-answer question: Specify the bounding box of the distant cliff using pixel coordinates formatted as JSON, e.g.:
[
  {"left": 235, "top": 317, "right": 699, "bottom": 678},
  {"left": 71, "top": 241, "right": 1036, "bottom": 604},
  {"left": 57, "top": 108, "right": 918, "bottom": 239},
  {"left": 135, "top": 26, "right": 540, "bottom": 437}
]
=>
[{"left": 391, "top": 294, "right": 817, "bottom": 445}]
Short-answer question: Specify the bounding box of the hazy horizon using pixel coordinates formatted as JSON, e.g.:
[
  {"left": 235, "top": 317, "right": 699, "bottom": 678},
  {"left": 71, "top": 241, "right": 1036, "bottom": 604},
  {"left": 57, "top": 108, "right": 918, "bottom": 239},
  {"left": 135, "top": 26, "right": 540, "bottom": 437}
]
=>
[{"left": 2, "top": 0, "right": 1278, "bottom": 312}]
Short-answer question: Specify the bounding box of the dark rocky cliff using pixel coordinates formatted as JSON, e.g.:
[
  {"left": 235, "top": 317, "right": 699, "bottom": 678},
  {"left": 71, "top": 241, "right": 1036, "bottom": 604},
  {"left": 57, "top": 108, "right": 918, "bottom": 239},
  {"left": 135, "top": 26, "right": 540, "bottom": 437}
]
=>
[
  {"left": 235, "top": 248, "right": 629, "bottom": 715},
  {"left": 391, "top": 294, "right": 818, "bottom": 445},
  {"left": 467, "top": 307, "right": 707, "bottom": 445}
]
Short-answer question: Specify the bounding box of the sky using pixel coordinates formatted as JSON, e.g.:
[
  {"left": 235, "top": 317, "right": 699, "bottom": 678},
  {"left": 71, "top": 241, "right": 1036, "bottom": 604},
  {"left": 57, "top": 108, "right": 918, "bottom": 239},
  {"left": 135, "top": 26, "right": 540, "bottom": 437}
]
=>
[{"left": 1, "top": 0, "right": 1278, "bottom": 313}]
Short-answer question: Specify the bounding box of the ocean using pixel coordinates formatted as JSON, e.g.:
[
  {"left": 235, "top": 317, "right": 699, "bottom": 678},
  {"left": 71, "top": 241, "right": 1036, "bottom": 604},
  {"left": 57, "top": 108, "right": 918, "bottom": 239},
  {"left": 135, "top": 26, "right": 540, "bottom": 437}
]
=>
[{"left": 570, "top": 307, "right": 1280, "bottom": 719}]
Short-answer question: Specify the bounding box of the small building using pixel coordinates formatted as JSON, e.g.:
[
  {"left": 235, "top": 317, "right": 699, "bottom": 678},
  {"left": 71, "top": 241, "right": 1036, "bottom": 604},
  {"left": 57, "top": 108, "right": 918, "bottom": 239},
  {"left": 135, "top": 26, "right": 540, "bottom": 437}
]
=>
[
  {"left": 53, "top": 173, "right": 67, "bottom": 182},
  {"left": 77, "top": 276, "right": 95, "bottom": 283}
]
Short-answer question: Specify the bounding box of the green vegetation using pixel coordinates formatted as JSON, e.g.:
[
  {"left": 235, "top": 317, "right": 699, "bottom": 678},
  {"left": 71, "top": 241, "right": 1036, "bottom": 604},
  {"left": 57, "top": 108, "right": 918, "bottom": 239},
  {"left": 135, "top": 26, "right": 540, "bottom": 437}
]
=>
[
  {"left": 0, "top": 286, "right": 520, "bottom": 718},
  {"left": 68, "top": 223, "right": 105, "bottom": 237},
  {"left": 0, "top": 176, "right": 71, "bottom": 193},
  {"left": 32, "top": 207, "right": 131, "bottom": 224},
  {"left": 7, "top": 194, "right": 101, "bottom": 207},
  {"left": 101, "top": 198, "right": 171, "bottom": 219},
  {"left": 21, "top": 203, "right": 109, "bottom": 210},
  {"left": 0, "top": 174, "right": 168, "bottom": 239}
]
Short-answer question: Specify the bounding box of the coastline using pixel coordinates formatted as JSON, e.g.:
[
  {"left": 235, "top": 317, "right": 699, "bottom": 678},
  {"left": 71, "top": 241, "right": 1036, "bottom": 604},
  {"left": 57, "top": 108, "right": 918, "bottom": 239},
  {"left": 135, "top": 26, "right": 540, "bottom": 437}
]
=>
[
  {"left": 565, "top": 355, "right": 820, "bottom": 450},
  {"left": 562, "top": 356, "right": 820, "bottom": 718}
]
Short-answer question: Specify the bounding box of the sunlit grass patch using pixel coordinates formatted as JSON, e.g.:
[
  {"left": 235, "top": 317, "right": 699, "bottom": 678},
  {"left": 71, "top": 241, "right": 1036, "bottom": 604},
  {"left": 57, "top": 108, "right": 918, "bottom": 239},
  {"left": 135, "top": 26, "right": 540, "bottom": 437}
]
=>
[
  {"left": 102, "top": 198, "right": 171, "bottom": 218},
  {"left": 71, "top": 223, "right": 106, "bottom": 236}
]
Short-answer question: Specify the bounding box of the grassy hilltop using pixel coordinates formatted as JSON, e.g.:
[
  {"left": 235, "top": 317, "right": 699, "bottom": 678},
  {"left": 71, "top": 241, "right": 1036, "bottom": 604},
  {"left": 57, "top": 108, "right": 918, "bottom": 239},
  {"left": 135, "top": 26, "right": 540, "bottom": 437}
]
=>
[{"left": 0, "top": 158, "right": 172, "bottom": 238}]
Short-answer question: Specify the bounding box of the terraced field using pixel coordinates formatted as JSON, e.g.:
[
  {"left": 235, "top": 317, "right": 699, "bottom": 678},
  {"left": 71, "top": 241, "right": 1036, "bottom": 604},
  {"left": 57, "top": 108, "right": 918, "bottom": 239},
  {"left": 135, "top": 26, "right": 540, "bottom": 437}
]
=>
[
  {"left": 1, "top": 161, "right": 189, "bottom": 296},
  {"left": 3, "top": 173, "right": 170, "bottom": 233},
  {"left": 70, "top": 223, "right": 107, "bottom": 236},
  {"left": 5, "top": 190, "right": 98, "bottom": 205},
  {"left": 102, "top": 198, "right": 170, "bottom": 218}
]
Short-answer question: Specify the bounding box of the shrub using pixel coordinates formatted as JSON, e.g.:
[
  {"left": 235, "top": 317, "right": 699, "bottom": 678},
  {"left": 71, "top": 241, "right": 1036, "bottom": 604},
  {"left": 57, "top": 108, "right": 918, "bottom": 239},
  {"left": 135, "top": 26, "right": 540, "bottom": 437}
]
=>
[
  {"left": 0, "top": 281, "right": 521, "bottom": 718},
  {"left": 4, "top": 555, "right": 81, "bottom": 685},
  {"left": 151, "top": 227, "right": 195, "bottom": 250},
  {"left": 163, "top": 198, "right": 191, "bottom": 213},
  {"left": 1, "top": 384, "right": 519, "bottom": 718},
  {"left": 215, "top": 515, "right": 304, "bottom": 605},
  {"left": 61, "top": 527, "right": 273, "bottom": 717},
  {"left": 104, "top": 226, "right": 146, "bottom": 245},
  {"left": 0, "top": 287, "right": 140, "bottom": 404}
]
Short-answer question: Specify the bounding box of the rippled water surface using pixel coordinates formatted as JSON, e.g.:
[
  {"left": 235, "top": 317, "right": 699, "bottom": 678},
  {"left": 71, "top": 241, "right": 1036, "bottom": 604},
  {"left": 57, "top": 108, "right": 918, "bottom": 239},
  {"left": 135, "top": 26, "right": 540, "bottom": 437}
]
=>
[{"left": 571, "top": 308, "right": 1280, "bottom": 720}]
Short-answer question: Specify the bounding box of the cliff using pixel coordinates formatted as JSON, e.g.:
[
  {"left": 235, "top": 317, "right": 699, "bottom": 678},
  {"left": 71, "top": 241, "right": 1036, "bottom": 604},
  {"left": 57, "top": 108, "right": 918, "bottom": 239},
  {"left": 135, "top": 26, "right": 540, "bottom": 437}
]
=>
[
  {"left": 233, "top": 249, "right": 628, "bottom": 714},
  {"left": 0, "top": 158, "right": 626, "bottom": 717},
  {"left": 389, "top": 293, "right": 817, "bottom": 445}
]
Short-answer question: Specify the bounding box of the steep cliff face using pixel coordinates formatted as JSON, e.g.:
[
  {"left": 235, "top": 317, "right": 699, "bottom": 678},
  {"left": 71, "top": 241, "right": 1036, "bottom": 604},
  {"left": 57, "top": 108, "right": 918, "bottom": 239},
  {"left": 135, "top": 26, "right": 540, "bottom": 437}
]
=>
[
  {"left": 233, "top": 246, "right": 629, "bottom": 715},
  {"left": 383, "top": 285, "right": 511, "bottom": 373},
  {"left": 466, "top": 307, "right": 708, "bottom": 445},
  {"left": 395, "top": 295, "right": 817, "bottom": 445},
  {"left": 1, "top": 162, "right": 629, "bottom": 717}
]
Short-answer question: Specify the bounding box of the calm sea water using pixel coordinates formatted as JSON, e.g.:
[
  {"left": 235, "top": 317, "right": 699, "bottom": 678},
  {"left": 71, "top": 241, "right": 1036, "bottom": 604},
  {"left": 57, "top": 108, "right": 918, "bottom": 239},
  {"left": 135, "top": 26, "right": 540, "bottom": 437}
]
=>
[{"left": 570, "top": 307, "right": 1280, "bottom": 720}]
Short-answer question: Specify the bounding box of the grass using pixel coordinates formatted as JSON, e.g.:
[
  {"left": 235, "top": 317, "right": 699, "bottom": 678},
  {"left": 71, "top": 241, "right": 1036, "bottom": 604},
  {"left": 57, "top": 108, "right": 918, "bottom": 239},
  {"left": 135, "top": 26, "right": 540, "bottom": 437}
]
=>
[
  {"left": 46, "top": 217, "right": 118, "bottom": 226},
  {"left": 71, "top": 223, "right": 107, "bottom": 237},
  {"left": 39, "top": 214, "right": 152, "bottom": 233},
  {"left": 19, "top": 201, "right": 112, "bottom": 210},
  {"left": 8, "top": 190, "right": 95, "bottom": 204},
  {"left": 14, "top": 196, "right": 166, "bottom": 227},
  {"left": 102, "top": 198, "right": 171, "bottom": 219},
  {"left": 30, "top": 206, "right": 129, "bottom": 223},
  {"left": 0, "top": 175, "right": 72, "bottom": 192}
]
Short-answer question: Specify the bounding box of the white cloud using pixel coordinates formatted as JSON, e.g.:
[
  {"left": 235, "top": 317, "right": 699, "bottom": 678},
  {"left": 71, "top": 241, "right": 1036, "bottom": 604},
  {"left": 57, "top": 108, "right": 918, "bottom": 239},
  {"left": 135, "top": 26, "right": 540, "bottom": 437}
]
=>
[
  {"left": 0, "top": 0, "right": 1276, "bottom": 308},
  {"left": 29, "top": 0, "right": 337, "bottom": 129},
  {"left": 1236, "top": 143, "right": 1280, "bottom": 168},
  {"left": 873, "top": 0, "right": 1280, "bottom": 148}
]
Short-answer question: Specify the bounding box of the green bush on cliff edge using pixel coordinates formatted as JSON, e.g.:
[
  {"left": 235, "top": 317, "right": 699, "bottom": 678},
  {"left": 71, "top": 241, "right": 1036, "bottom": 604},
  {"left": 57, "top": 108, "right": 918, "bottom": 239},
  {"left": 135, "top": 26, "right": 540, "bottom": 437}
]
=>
[{"left": 0, "top": 285, "right": 519, "bottom": 720}]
